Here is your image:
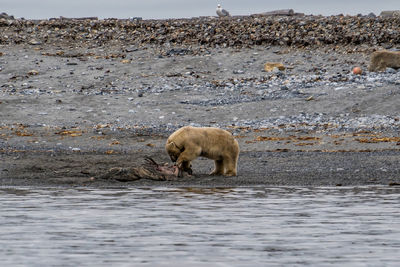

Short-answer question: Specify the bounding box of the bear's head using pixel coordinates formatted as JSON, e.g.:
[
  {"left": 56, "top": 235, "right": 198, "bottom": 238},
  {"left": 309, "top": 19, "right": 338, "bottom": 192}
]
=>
[{"left": 165, "top": 141, "right": 182, "bottom": 163}]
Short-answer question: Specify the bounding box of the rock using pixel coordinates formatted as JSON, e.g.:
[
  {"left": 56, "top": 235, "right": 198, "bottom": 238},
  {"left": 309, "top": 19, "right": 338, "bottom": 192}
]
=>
[
  {"left": 28, "top": 70, "right": 39, "bottom": 75},
  {"left": 264, "top": 62, "right": 285, "bottom": 72},
  {"left": 369, "top": 50, "right": 400, "bottom": 72},
  {"left": 352, "top": 67, "right": 362, "bottom": 75},
  {"left": 0, "top": 12, "right": 14, "bottom": 20},
  {"left": 379, "top": 10, "right": 400, "bottom": 18},
  {"left": 125, "top": 46, "right": 138, "bottom": 52},
  {"left": 166, "top": 48, "right": 191, "bottom": 56},
  {"left": 233, "top": 70, "right": 245, "bottom": 74},
  {"left": 385, "top": 68, "right": 397, "bottom": 74},
  {"left": 28, "top": 39, "right": 42, "bottom": 45}
]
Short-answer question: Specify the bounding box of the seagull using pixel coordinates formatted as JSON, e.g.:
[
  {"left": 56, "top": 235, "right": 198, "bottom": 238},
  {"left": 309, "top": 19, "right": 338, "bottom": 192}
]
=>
[{"left": 216, "top": 4, "right": 230, "bottom": 17}]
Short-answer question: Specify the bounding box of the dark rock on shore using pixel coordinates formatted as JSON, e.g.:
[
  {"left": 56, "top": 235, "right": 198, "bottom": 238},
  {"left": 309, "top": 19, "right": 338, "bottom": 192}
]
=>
[{"left": 0, "top": 12, "right": 14, "bottom": 20}]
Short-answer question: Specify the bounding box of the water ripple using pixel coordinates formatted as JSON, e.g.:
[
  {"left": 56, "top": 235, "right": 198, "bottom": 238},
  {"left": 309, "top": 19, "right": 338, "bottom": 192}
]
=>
[{"left": 0, "top": 186, "right": 399, "bottom": 266}]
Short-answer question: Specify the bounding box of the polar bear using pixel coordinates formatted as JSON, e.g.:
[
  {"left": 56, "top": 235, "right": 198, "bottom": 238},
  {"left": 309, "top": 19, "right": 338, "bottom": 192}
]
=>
[{"left": 165, "top": 126, "right": 239, "bottom": 176}]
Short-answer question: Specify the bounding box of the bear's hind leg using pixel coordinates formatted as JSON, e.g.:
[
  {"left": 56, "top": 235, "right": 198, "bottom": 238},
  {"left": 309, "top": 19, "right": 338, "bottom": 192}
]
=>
[
  {"left": 210, "top": 159, "right": 224, "bottom": 175},
  {"left": 224, "top": 157, "right": 237, "bottom": 176}
]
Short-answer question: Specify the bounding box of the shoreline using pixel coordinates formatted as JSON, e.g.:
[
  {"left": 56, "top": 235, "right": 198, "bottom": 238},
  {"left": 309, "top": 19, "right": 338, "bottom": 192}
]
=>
[{"left": 2, "top": 149, "right": 400, "bottom": 188}]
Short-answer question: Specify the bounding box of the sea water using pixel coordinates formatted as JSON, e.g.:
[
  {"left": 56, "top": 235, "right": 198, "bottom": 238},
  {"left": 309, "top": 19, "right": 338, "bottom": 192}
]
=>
[{"left": 1, "top": 186, "right": 399, "bottom": 266}]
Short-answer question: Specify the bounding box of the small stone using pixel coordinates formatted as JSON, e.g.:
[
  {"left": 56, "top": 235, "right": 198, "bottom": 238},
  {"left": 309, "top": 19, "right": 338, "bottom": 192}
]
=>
[
  {"left": 28, "top": 39, "right": 42, "bottom": 45},
  {"left": 272, "top": 67, "right": 281, "bottom": 73},
  {"left": 352, "top": 67, "right": 362, "bottom": 75},
  {"left": 264, "top": 62, "right": 285, "bottom": 72},
  {"left": 385, "top": 68, "right": 397, "bottom": 74},
  {"left": 125, "top": 46, "right": 138, "bottom": 52},
  {"left": 233, "top": 70, "right": 245, "bottom": 74},
  {"left": 28, "top": 69, "right": 39, "bottom": 75}
]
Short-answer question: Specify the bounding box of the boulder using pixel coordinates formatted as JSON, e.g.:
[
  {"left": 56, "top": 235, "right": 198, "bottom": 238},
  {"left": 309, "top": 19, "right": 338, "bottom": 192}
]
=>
[
  {"left": 0, "top": 12, "right": 14, "bottom": 20},
  {"left": 369, "top": 50, "right": 400, "bottom": 72}
]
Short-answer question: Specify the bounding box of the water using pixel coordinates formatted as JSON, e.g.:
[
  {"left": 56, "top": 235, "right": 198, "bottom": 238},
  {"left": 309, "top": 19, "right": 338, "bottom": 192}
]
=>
[
  {"left": 2, "top": 0, "right": 398, "bottom": 19},
  {"left": 1, "top": 186, "right": 399, "bottom": 266}
]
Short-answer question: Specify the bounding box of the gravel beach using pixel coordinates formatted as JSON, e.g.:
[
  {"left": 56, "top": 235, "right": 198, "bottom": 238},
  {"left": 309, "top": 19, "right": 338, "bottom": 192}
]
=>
[{"left": 1, "top": 14, "right": 400, "bottom": 187}]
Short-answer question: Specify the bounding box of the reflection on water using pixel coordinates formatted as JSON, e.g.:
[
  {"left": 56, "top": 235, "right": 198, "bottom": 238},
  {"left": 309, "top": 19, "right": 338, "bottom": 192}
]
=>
[{"left": 1, "top": 186, "right": 399, "bottom": 266}]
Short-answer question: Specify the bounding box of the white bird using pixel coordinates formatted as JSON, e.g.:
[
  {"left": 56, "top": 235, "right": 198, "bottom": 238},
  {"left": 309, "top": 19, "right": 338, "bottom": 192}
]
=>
[{"left": 216, "top": 4, "right": 230, "bottom": 17}]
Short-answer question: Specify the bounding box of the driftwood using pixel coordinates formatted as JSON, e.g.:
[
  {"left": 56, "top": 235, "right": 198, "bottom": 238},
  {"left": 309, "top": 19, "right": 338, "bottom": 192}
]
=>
[{"left": 99, "top": 157, "right": 188, "bottom": 182}]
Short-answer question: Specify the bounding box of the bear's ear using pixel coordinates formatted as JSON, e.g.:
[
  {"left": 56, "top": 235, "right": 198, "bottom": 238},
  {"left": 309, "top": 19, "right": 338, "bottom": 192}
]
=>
[{"left": 166, "top": 142, "right": 176, "bottom": 150}]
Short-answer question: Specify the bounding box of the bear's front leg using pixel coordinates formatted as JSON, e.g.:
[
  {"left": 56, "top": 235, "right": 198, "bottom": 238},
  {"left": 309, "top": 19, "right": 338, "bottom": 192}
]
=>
[
  {"left": 181, "top": 161, "right": 193, "bottom": 175},
  {"left": 177, "top": 161, "right": 192, "bottom": 177},
  {"left": 176, "top": 146, "right": 201, "bottom": 176}
]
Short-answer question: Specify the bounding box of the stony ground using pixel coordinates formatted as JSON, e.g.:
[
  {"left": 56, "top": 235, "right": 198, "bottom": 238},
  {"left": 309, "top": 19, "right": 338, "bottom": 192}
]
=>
[{"left": 1, "top": 16, "right": 400, "bottom": 187}]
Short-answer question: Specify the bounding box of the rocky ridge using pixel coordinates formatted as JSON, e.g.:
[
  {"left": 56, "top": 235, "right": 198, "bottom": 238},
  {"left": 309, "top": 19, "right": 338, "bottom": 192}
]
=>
[{"left": 1, "top": 15, "right": 399, "bottom": 49}]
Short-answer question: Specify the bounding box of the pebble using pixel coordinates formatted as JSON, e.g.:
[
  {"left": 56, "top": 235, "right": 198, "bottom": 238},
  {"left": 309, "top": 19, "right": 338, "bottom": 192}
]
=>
[
  {"left": 233, "top": 70, "right": 245, "bottom": 74},
  {"left": 2, "top": 16, "right": 400, "bottom": 137}
]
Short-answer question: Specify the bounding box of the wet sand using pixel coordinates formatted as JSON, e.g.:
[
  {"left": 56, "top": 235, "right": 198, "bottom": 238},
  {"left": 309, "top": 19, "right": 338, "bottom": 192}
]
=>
[
  {"left": 1, "top": 16, "right": 400, "bottom": 187},
  {"left": 2, "top": 148, "right": 400, "bottom": 187}
]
